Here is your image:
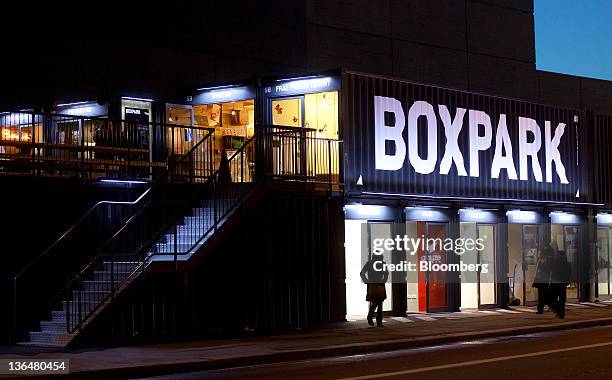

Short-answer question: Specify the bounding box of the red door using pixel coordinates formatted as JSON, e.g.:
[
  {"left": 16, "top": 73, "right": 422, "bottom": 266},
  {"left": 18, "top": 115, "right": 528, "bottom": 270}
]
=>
[{"left": 417, "top": 222, "right": 448, "bottom": 312}]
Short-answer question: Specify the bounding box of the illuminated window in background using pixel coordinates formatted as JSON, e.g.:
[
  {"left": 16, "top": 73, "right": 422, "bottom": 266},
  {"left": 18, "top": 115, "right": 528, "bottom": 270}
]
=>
[
  {"left": 190, "top": 99, "right": 256, "bottom": 180},
  {"left": 0, "top": 113, "right": 43, "bottom": 156},
  {"left": 271, "top": 98, "right": 302, "bottom": 127},
  {"left": 305, "top": 91, "right": 338, "bottom": 139},
  {"left": 166, "top": 106, "right": 193, "bottom": 126}
]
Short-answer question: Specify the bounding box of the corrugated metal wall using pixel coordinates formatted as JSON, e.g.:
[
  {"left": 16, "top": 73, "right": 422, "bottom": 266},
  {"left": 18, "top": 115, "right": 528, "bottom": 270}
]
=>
[
  {"left": 595, "top": 113, "right": 612, "bottom": 206},
  {"left": 342, "top": 72, "right": 586, "bottom": 203}
]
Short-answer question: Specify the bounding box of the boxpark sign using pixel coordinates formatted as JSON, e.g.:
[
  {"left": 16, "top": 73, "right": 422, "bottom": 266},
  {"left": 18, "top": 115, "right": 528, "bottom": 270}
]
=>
[{"left": 343, "top": 73, "right": 584, "bottom": 202}]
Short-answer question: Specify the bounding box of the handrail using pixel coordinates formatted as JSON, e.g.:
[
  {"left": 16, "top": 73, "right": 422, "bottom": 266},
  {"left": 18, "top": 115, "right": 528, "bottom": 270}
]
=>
[
  {"left": 11, "top": 122, "right": 216, "bottom": 342},
  {"left": 260, "top": 124, "right": 317, "bottom": 133},
  {"left": 0, "top": 110, "right": 215, "bottom": 132},
  {"left": 143, "top": 133, "right": 259, "bottom": 260},
  {"left": 63, "top": 199, "right": 154, "bottom": 291},
  {"left": 13, "top": 186, "right": 152, "bottom": 282},
  {"left": 171, "top": 129, "right": 213, "bottom": 167},
  {"left": 42, "top": 125, "right": 342, "bottom": 335},
  {"left": 149, "top": 132, "right": 262, "bottom": 261},
  {"left": 58, "top": 129, "right": 220, "bottom": 333},
  {"left": 168, "top": 127, "right": 215, "bottom": 182},
  {"left": 0, "top": 112, "right": 217, "bottom": 182}
]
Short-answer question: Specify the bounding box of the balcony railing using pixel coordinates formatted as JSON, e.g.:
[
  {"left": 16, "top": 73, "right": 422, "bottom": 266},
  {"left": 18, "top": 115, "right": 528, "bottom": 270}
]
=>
[
  {"left": 0, "top": 112, "right": 214, "bottom": 182},
  {"left": 259, "top": 125, "right": 342, "bottom": 190}
]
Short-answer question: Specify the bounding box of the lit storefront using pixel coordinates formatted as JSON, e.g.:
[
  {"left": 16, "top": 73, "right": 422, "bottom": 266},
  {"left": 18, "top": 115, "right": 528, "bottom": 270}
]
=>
[
  {"left": 262, "top": 75, "right": 341, "bottom": 183},
  {"left": 173, "top": 84, "right": 256, "bottom": 181},
  {"left": 3, "top": 70, "right": 612, "bottom": 329},
  {"left": 338, "top": 71, "right": 598, "bottom": 315}
]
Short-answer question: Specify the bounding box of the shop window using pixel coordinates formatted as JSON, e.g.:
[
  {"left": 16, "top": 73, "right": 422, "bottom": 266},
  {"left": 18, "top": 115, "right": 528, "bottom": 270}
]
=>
[
  {"left": 0, "top": 113, "right": 43, "bottom": 156},
  {"left": 305, "top": 91, "right": 338, "bottom": 140},
  {"left": 272, "top": 98, "right": 302, "bottom": 128},
  {"left": 166, "top": 106, "right": 193, "bottom": 126},
  {"left": 269, "top": 92, "right": 340, "bottom": 181},
  {"left": 190, "top": 99, "right": 255, "bottom": 181},
  {"left": 598, "top": 227, "right": 611, "bottom": 297},
  {"left": 271, "top": 92, "right": 339, "bottom": 140}
]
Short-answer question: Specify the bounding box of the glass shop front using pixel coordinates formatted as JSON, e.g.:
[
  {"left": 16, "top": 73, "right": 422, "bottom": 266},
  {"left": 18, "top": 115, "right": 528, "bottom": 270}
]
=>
[{"left": 168, "top": 85, "right": 256, "bottom": 181}]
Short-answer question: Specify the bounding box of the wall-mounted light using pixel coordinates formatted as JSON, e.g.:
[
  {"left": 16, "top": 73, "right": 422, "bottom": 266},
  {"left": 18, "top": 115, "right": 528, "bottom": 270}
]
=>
[
  {"left": 100, "top": 179, "right": 148, "bottom": 185},
  {"left": 195, "top": 84, "right": 237, "bottom": 91},
  {"left": 550, "top": 211, "right": 580, "bottom": 224},
  {"left": 121, "top": 96, "right": 154, "bottom": 102},
  {"left": 596, "top": 213, "right": 612, "bottom": 225},
  {"left": 344, "top": 204, "right": 397, "bottom": 220},
  {"left": 506, "top": 209, "right": 541, "bottom": 224},
  {"left": 56, "top": 100, "right": 94, "bottom": 107}
]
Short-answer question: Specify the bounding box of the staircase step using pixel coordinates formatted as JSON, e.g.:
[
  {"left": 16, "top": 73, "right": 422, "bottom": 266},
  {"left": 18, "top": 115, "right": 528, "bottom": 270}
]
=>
[
  {"left": 93, "top": 270, "right": 134, "bottom": 281},
  {"left": 177, "top": 224, "right": 211, "bottom": 232},
  {"left": 72, "top": 289, "right": 111, "bottom": 302},
  {"left": 184, "top": 215, "right": 213, "bottom": 222},
  {"left": 162, "top": 235, "right": 200, "bottom": 244},
  {"left": 102, "top": 261, "right": 140, "bottom": 272},
  {"left": 62, "top": 300, "right": 100, "bottom": 312},
  {"left": 155, "top": 242, "right": 196, "bottom": 252},
  {"left": 82, "top": 280, "right": 114, "bottom": 291},
  {"left": 28, "top": 331, "right": 74, "bottom": 346},
  {"left": 51, "top": 310, "right": 67, "bottom": 322},
  {"left": 40, "top": 320, "right": 68, "bottom": 333}
]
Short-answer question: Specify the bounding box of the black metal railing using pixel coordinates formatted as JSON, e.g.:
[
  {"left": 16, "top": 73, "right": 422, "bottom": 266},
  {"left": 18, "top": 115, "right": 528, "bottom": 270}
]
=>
[
  {"left": 58, "top": 131, "right": 264, "bottom": 333},
  {"left": 259, "top": 125, "right": 342, "bottom": 189},
  {"left": 14, "top": 124, "right": 342, "bottom": 337},
  {"left": 10, "top": 125, "right": 215, "bottom": 342},
  {"left": 0, "top": 112, "right": 215, "bottom": 182},
  {"left": 12, "top": 186, "right": 152, "bottom": 342}
]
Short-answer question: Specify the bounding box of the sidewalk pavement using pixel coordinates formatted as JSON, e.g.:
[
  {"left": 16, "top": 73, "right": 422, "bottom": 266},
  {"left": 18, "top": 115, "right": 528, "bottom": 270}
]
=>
[{"left": 3, "top": 304, "right": 612, "bottom": 379}]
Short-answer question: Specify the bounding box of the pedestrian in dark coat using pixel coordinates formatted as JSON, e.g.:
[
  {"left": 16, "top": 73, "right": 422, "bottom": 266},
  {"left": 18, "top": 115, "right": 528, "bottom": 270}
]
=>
[
  {"left": 550, "top": 250, "right": 572, "bottom": 319},
  {"left": 533, "top": 245, "right": 554, "bottom": 314},
  {"left": 360, "top": 253, "right": 389, "bottom": 327}
]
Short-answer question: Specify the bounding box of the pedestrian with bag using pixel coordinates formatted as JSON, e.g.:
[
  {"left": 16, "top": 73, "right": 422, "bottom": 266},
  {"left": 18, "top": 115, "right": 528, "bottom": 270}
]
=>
[
  {"left": 550, "top": 250, "right": 572, "bottom": 319},
  {"left": 360, "top": 253, "right": 389, "bottom": 327}
]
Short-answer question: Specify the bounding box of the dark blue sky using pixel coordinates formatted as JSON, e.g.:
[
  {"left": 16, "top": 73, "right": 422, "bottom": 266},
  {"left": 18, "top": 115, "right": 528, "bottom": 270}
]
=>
[{"left": 535, "top": 0, "right": 612, "bottom": 81}]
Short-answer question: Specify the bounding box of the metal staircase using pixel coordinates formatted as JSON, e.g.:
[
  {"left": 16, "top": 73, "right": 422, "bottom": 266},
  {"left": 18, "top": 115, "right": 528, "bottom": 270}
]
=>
[
  {"left": 12, "top": 126, "right": 341, "bottom": 347},
  {"left": 17, "top": 136, "right": 258, "bottom": 346}
]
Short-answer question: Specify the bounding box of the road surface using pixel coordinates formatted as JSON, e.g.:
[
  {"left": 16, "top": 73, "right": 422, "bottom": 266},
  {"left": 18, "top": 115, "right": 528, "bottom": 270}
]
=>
[{"left": 139, "top": 325, "right": 612, "bottom": 379}]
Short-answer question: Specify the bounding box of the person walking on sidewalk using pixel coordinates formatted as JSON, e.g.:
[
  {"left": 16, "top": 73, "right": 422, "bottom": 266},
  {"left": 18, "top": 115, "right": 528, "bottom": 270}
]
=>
[
  {"left": 360, "top": 253, "right": 389, "bottom": 327},
  {"left": 533, "top": 244, "right": 553, "bottom": 314},
  {"left": 550, "top": 250, "right": 572, "bottom": 319}
]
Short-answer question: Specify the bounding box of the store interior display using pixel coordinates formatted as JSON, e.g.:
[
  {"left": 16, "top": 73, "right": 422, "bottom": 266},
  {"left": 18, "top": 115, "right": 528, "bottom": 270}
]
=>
[{"left": 166, "top": 99, "right": 256, "bottom": 181}]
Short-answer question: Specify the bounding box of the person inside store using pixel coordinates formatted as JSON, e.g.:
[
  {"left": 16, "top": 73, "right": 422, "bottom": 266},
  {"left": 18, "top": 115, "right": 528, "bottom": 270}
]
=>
[
  {"left": 533, "top": 242, "right": 554, "bottom": 314},
  {"left": 550, "top": 249, "right": 572, "bottom": 319},
  {"left": 360, "top": 253, "right": 389, "bottom": 327}
]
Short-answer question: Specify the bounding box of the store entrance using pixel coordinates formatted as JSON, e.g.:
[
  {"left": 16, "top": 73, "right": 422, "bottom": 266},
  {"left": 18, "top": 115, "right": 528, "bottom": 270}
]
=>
[
  {"left": 597, "top": 226, "right": 612, "bottom": 299},
  {"left": 551, "top": 224, "right": 581, "bottom": 300},
  {"left": 508, "top": 223, "right": 542, "bottom": 305},
  {"left": 405, "top": 221, "right": 450, "bottom": 313},
  {"left": 344, "top": 219, "right": 393, "bottom": 318},
  {"left": 459, "top": 222, "right": 497, "bottom": 309}
]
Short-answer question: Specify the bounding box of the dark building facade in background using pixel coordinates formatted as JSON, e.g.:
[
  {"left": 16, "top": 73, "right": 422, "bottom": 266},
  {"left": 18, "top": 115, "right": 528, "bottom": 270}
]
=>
[
  {"left": 2, "top": 0, "right": 612, "bottom": 347},
  {"left": 2, "top": 1, "right": 612, "bottom": 114}
]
